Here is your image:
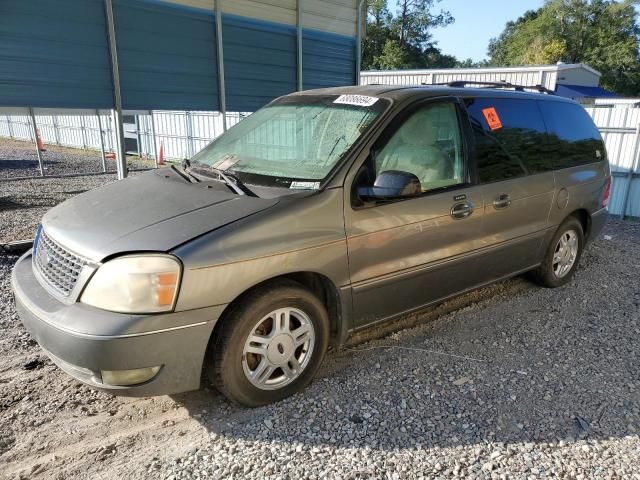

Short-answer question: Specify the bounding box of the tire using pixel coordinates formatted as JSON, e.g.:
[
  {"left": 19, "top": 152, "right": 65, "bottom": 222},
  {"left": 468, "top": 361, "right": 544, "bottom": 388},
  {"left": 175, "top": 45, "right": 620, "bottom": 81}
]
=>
[
  {"left": 208, "top": 279, "right": 330, "bottom": 407},
  {"left": 530, "top": 216, "right": 584, "bottom": 288}
]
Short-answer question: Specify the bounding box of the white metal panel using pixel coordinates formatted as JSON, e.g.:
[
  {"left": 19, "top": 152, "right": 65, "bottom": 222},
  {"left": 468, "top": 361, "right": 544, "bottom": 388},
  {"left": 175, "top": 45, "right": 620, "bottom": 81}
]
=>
[
  {"left": 160, "top": 0, "right": 214, "bottom": 11},
  {"left": 303, "top": 0, "right": 357, "bottom": 37},
  {"left": 362, "top": 69, "right": 556, "bottom": 89},
  {"left": 358, "top": 64, "right": 605, "bottom": 90},
  {"left": 559, "top": 68, "right": 600, "bottom": 87},
  {"left": 223, "top": 0, "right": 296, "bottom": 26}
]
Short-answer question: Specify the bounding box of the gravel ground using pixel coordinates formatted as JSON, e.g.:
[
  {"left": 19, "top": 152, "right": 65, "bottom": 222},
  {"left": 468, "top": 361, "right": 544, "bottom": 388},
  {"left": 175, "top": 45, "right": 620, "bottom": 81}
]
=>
[
  {"left": 1, "top": 139, "right": 639, "bottom": 479},
  {"left": 0, "top": 137, "right": 152, "bottom": 179},
  {"left": 0, "top": 216, "right": 639, "bottom": 479},
  {"left": 0, "top": 138, "right": 152, "bottom": 244}
]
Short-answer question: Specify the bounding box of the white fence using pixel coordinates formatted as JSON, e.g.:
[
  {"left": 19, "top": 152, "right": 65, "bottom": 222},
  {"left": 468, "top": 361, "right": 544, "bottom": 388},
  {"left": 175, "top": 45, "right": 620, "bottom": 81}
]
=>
[
  {"left": 0, "top": 111, "right": 247, "bottom": 163},
  {"left": 1, "top": 103, "right": 639, "bottom": 218},
  {"left": 585, "top": 105, "right": 640, "bottom": 218},
  {"left": 136, "top": 111, "right": 246, "bottom": 161},
  {"left": 0, "top": 113, "right": 116, "bottom": 153}
]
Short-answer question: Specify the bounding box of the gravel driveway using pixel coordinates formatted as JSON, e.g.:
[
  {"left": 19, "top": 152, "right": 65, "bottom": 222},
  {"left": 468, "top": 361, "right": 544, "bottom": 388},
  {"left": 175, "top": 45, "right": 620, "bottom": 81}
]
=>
[
  {"left": 1, "top": 139, "right": 639, "bottom": 479},
  {"left": 0, "top": 139, "right": 150, "bottom": 244}
]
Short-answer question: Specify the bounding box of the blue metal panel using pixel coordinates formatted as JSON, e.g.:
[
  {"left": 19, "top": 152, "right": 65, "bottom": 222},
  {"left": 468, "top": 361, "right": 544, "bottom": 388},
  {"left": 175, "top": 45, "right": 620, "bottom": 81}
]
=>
[
  {"left": 556, "top": 84, "right": 618, "bottom": 99},
  {"left": 0, "top": 0, "right": 114, "bottom": 109},
  {"left": 113, "top": 0, "right": 218, "bottom": 111},
  {"left": 222, "top": 14, "right": 297, "bottom": 112},
  {"left": 0, "top": 0, "right": 357, "bottom": 112},
  {"left": 303, "top": 29, "right": 355, "bottom": 90}
]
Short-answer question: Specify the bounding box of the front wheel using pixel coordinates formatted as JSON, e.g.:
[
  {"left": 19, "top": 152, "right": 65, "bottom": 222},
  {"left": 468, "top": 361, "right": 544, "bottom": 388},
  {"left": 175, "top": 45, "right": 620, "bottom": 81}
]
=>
[
  {"left": 209, "top": 280, "right": 330, "bottom": 406},
  {"left": 531, "top": 217, "right": 584, "bottom": 288}
]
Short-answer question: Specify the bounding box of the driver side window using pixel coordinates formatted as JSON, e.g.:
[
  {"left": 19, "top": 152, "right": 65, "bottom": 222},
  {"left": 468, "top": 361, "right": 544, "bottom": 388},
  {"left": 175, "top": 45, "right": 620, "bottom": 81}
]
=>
[{"left": 374, "top": 102, "right": 465, "bottom": 192}]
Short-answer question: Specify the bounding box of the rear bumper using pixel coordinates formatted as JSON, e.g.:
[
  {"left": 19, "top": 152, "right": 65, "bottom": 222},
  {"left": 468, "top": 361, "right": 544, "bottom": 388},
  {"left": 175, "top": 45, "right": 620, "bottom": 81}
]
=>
[
  {"left": 589, "top": 207, "right": 608, "bottom": 243},
  {"left": 11, "top": 251, "right": 225, "bottom": 396}
]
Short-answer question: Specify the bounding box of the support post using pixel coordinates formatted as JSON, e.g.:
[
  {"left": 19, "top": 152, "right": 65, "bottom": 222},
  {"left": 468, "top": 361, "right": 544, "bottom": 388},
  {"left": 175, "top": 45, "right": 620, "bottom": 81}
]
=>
[
  {"left": 355, "top": 0, "right": 364, "bottom": 86},
  {"left": 79, "top": 115, "right": 88, "bottom": 149},
  {"left": 296, "top": 0, "right": 303, "bottom": 91},
  {"left": 134, "top": 114, "right": 142, "bottom": 157},
  {"left": 96, "top": 110, "right": 107, "bottom": 173},
  {"left": 622, "top": 123, "right": 640, "bottom": 220},
  {"left": 52, "top": 115, "right": 61, "bottom": 145},
  {"left": 104, "top": 0, "right": 127, "bottom": 179},
  {"left": 6, "top": 115, "right": 14, "bottom": 139},
  {"left": 28, "top": 107, "right": 45, "bottom": 177},
  {"left": 215, "top": 0, "right": 227, "bottom": 132},
  {"left": 185, "top": 111, "right": 194, "bottom": 158},
  {"left": 149, "top": 110, "right": 159, "bottom": 168}
]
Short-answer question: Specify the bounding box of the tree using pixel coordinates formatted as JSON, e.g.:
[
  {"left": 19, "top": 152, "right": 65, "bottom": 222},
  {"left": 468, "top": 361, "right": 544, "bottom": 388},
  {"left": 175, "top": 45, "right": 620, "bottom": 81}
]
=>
[
  {"left": 362, "top": 0, "right": 455, "bottom": 70},
  {"left": 488, "top": 0, "right": 640, "bottom": 95}
]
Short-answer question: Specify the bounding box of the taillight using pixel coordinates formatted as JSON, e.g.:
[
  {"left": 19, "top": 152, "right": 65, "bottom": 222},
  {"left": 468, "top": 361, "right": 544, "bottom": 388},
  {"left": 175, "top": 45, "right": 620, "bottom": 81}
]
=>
[{"left": 602, "top": 176, "right": 612, "bottom": 208}]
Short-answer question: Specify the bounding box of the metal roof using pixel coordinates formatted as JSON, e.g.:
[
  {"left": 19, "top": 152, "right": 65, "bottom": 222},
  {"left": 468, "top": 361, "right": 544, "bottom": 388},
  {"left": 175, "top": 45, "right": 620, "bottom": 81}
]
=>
[{"left": 361, "top": 63, "right": 602, "bottom": 78}]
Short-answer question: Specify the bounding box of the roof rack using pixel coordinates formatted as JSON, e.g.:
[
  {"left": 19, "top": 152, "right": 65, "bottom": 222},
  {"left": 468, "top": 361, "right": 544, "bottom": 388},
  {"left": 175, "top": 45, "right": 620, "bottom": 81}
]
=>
[{"left": 425, "top": 80, "right": 555, "bottom": 95}]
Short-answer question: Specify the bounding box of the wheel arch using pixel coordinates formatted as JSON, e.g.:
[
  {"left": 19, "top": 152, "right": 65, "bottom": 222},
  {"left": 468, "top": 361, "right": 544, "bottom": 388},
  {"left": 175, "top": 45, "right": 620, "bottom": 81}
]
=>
[
  {"left": 207, "top": 271, "right": 345, "bottom": 360},
  {"left": 568, "top": 208, "right": 591, "bottom": 240}
]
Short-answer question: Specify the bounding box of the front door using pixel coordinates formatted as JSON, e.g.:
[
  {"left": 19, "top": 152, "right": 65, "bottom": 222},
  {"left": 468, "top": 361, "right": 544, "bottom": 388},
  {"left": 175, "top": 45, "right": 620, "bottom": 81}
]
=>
[{"left": 344, "top": 99, "right": 487, "bottom": 328}]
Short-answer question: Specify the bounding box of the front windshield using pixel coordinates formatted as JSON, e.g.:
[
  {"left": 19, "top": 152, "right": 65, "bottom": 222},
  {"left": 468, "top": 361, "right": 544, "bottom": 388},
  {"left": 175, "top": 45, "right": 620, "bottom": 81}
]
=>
[{"left": 190, "top": 94, "right": 388, "bottom": 188}]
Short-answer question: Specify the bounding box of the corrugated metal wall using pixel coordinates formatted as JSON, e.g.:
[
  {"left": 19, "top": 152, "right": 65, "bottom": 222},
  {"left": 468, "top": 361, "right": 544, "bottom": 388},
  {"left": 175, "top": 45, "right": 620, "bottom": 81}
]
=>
[
  {"left": 222, "top": 15, "right": 297, "bottom": 112},
  {"left": 303, "top": 30, "right": 356, "bottom": 89},
  {"left": 585, "top": 106, "right": 640, "bottom": 218},
  {"left": 113, "top": 0, "right": 219, "bottom": 111},
  {"left": 0, "top": 0, "right": 357, "bottom": 112},
  {"left": 0, "top": 0, "right": 113, "bottom": 109},
  {"left": 303, "top": 0, "right": 357, "bottom": 36},
  {"left": 360, "top": 68, "right": 559, "bottom": 90}
]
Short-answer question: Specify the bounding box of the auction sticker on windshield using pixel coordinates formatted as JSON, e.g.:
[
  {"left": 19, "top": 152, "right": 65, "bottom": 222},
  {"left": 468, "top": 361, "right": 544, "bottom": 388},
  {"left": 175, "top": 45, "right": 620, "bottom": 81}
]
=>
[
  {"left": 334, "top": 95, "right": 379, "bottom": 107},
  {"left": 290, "top": 181, "right": 321, "bottom": 190}
]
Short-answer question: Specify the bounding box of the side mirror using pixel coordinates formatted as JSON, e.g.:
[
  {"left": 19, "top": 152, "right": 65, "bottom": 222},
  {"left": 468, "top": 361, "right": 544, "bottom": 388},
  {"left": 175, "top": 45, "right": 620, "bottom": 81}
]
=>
[{"left": 358, "top": 170, "right": 422, "bottom": 199}]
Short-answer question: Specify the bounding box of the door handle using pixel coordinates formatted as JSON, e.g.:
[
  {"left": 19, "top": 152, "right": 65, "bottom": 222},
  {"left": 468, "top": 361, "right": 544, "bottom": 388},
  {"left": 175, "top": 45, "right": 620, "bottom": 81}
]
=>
[
  {"left": 450, "top": 202, "right": 474, "bottom": 219},
  {"left": 493, "top": 194, "right": 512, "bottom": 210}
]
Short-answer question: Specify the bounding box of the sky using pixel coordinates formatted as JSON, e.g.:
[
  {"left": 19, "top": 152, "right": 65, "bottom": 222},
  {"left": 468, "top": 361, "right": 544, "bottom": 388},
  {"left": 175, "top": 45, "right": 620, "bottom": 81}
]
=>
[{"left": 398, "top": 0, "right": 546, "bottom": 62}]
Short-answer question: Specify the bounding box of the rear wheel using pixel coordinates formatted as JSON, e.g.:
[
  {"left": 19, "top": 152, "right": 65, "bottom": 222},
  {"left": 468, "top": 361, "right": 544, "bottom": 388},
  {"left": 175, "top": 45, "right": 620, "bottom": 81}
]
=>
[
  {"left": 531, "top": 217, "right": 584, "bottom": 288},
  {"left": 209, "top": 280, "right": 330, "bottom": 406}
]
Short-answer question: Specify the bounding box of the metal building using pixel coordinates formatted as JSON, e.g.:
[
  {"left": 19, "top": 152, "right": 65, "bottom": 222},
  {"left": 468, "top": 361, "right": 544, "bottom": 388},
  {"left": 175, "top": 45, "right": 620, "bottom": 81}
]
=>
[
  {"left": 361, "top": 63, "right": 617, "bottom": 102},
  {"left": 0, "top": 0, "right": 365, "bottom": 177}
]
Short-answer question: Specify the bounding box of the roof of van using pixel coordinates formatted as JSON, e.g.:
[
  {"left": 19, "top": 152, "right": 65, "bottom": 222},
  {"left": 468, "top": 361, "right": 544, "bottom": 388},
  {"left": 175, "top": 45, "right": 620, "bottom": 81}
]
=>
[{"left": 292, "top": 84, "right": 576, "bottom": 104}]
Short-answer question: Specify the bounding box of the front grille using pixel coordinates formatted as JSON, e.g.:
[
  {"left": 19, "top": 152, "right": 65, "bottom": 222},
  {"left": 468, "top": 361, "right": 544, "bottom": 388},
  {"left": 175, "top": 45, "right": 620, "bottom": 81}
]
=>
[{"left": 34, "top": 229, "right": 87, "bottom": 297}]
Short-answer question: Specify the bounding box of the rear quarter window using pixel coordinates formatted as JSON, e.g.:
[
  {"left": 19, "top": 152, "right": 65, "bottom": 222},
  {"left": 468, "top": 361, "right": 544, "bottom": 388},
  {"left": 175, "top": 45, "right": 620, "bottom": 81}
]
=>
[
  {"left": 465, "top": 97, "right": 548, "bottom": 183},
  {"left": 538, "top": 101, "right": 604, "bottom": 169}
]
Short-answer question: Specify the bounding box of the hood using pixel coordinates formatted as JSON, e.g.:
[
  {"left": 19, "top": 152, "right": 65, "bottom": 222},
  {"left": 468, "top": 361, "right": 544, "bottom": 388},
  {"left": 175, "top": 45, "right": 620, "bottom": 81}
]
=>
[{"left": 42, "top": 169, "right": 279, "bottom": 261}]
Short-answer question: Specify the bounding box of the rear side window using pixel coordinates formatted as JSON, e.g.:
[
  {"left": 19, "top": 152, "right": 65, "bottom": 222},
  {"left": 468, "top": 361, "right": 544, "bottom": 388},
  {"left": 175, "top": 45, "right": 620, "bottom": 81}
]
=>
[
  {"left": 465, "top": 98, "right": 548, "bottom": 183},
  {"left": 538, "top": 101, "right": 604, "bottom": 168}
]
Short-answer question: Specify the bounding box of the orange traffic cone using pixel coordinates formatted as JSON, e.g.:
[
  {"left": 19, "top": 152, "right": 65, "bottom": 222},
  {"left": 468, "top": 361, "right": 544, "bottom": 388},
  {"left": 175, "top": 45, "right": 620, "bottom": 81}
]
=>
[
  {"left": 36, "top": 128, "right": 46, "bottom": 152},
  {"left": 158, "top": 142, "right": 165, "bottom": 165}
]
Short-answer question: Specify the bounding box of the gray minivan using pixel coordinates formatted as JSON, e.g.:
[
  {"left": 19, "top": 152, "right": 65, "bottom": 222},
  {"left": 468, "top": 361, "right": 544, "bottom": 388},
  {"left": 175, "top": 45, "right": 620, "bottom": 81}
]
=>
[{"left": 12, "top": 84, "right": 610, "bottom": 406}]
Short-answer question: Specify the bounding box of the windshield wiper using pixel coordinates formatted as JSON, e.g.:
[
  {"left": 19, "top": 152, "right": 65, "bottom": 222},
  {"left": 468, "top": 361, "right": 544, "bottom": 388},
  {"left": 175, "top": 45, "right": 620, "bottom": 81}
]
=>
[{"left": 188, "top": 163, "right": 257, "bottom": 197}]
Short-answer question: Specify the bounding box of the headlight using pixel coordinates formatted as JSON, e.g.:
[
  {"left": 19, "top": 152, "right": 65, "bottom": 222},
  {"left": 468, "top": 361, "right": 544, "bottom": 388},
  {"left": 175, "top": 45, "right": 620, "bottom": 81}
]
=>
[{"left": 81, "top": 255, "right": 182, "bottom": 313}]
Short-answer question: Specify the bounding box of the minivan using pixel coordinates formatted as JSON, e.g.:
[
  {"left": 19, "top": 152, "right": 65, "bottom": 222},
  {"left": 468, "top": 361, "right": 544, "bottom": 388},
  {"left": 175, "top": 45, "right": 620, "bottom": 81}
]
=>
[{"left": 12, "top": 84, "right": 610, "bottom": 406}]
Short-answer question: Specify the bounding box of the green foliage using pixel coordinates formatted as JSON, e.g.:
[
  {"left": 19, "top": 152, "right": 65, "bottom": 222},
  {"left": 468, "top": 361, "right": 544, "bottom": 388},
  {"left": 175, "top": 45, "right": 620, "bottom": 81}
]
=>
[
  {"left": 488, "top": 0, "right": 640, "bottom": 95},
  {"left": 362, "top": 0, "right": 455, "bottom": 70}
]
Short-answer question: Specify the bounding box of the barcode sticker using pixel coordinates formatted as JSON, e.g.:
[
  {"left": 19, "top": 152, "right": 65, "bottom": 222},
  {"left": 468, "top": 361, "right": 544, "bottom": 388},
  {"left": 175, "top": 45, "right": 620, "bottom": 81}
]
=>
[
  {"left": 290, "top": 181, "right": 320, "bottom": 190},
  {"left": 334, "top": 94, "right": 379, "bottom": 107}
]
